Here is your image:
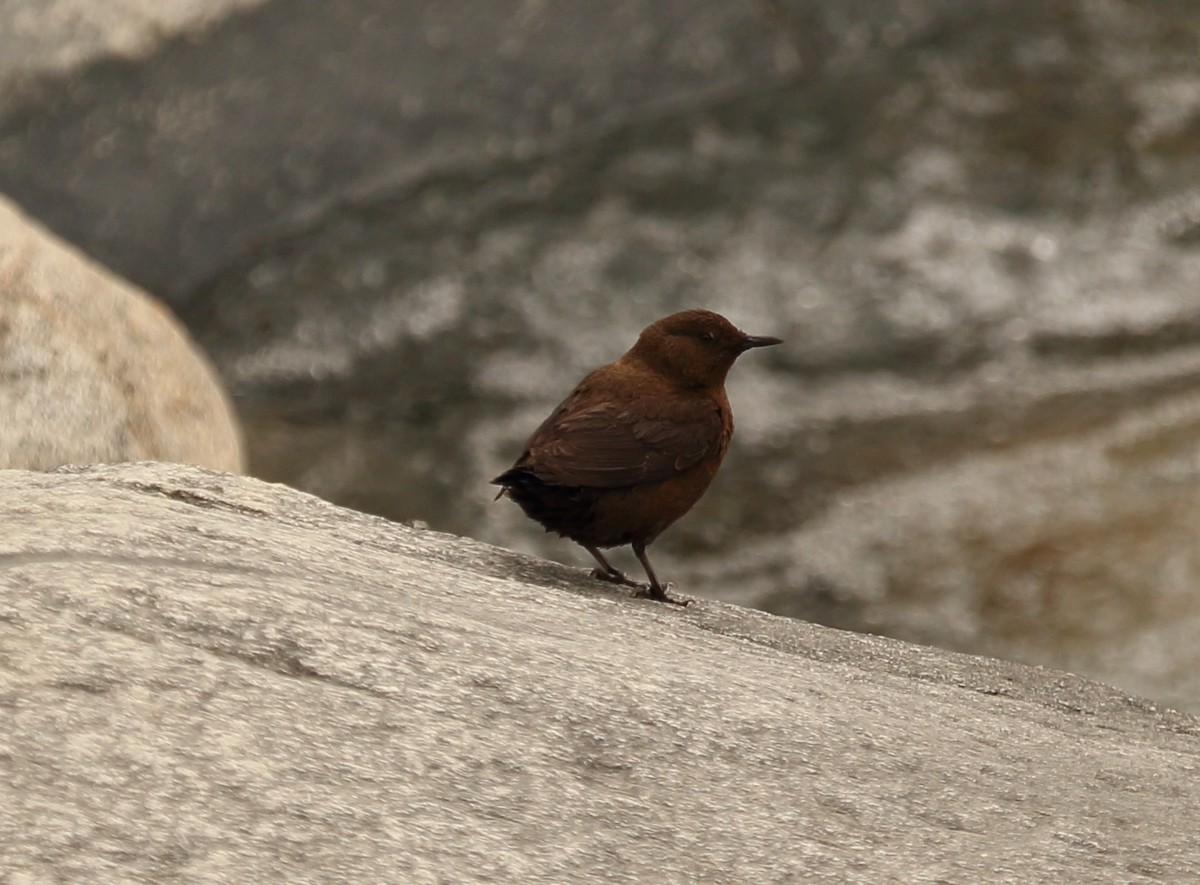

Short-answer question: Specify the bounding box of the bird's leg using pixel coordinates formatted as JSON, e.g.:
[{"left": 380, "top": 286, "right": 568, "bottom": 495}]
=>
[
  {"left": 583, "top": 545, "right": 643, "bottom": 588},
  {"left": 632, "top": 542, "right": 689, "bottom": 606}
]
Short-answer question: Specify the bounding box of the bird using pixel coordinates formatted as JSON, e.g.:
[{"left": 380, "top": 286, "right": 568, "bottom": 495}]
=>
[{"left": 492, "top": 309, "right": 781, "bottom": 605}]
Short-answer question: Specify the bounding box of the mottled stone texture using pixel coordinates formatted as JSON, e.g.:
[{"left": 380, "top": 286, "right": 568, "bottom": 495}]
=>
[
  {"left": 2, "top": 463, "right": 1199, "bottom": 883},
  {"left": 0, "top": 197, "right": 243, "bottom": 472}
]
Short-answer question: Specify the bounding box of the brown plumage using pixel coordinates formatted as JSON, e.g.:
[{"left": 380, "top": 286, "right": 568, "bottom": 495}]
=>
[{"left": 492, "top": 309, "right": 781, "bottom": 605}]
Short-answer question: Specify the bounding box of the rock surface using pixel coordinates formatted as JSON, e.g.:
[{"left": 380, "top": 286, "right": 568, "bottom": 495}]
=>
[
  {"left": 0, "top": 196, "right": 243, "bottom": 472},
  {"left": 3, "top": 462, "right": 1200, "bottom": 883}
]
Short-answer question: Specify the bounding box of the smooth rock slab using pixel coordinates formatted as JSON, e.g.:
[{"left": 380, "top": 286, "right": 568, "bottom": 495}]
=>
[
  {"left": 0, "top": 196, "right": 243, "bottom": 472},
  {"left": 1, "top": 463, "right": 1199, "bottom": 882}
]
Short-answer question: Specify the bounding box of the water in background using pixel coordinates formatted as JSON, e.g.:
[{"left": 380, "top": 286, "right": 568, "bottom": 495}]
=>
[{"left": 182, "top": 5, "right": 1200, "bottom": 711}]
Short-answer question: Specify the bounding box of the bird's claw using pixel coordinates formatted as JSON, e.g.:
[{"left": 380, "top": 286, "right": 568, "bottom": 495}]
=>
[
  {"left": 636, "top": 581, "right": 691, "bottom": 607},
  {"left": 590, "top": 569, "right": 689, "bottom": 606}
]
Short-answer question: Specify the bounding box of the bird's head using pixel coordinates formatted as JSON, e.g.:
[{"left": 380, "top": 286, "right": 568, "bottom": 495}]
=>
[{"left": 625, "top": 309, "right": 781, "bottom": 389}]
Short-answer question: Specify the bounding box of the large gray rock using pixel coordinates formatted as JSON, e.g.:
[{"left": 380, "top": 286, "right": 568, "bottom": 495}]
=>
[
  {"left": 0, "top": 196, "right": 243, "bottom": 472},
  {"left": 3, "top": 462, "right": 1200, "bottom": 882}
]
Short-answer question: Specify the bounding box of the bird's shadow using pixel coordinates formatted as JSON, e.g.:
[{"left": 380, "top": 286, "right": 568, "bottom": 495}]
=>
[{"left": 476, "top": 547, "right": 696, "bottom": 608}]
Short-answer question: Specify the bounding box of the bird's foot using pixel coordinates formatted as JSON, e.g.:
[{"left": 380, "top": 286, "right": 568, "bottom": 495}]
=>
[
  {"left": 635, "top": 582, "right": 691, "bottom": 607},
  {"left": 590, "top": 567, "right": 644, "bottom": 589}
]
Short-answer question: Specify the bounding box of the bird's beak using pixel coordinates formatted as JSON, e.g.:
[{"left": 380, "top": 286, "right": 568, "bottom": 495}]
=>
[{"left": 739, "top": 334, "right": 782, "bottom": 351}]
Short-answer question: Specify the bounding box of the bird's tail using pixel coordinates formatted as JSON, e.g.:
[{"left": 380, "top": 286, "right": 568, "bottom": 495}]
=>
[{"left": 491, "top": 468, "right": 520, "bottom": 501}]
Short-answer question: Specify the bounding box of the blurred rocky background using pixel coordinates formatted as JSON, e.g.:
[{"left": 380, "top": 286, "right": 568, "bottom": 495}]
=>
[
  {"left": 3, "top": 0, "right": 1200, "bottom": 709},
  {"left": 0, "top": 197, "right": 243, "bottom": 472}
]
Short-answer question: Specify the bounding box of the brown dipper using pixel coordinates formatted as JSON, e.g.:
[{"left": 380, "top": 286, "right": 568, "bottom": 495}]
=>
[{"left": 492, "top": 309, "right": 781, "bottom": 605}]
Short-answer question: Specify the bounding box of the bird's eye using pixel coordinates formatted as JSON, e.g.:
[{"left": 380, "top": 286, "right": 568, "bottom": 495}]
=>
[{"left": 702, "top": 332, "right": 716, "bottom": 342}]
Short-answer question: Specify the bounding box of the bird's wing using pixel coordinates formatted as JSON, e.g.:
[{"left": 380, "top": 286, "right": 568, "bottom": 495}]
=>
[{"left": 517, "top": 397, "right": 726, "bottom": 489}]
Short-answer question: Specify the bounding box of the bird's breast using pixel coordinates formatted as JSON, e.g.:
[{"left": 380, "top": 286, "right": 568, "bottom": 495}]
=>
[{"left": 585, "top": 447, "right": 727, "bottom": 547}]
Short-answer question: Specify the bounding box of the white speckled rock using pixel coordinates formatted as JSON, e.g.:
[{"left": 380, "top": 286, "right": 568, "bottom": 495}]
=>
[
  {"left": 2, "top": 462, "right": 1199, "bottom": 883},
  {"left": 0, "top": 196, "right": 243, "bottom": 472}
]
